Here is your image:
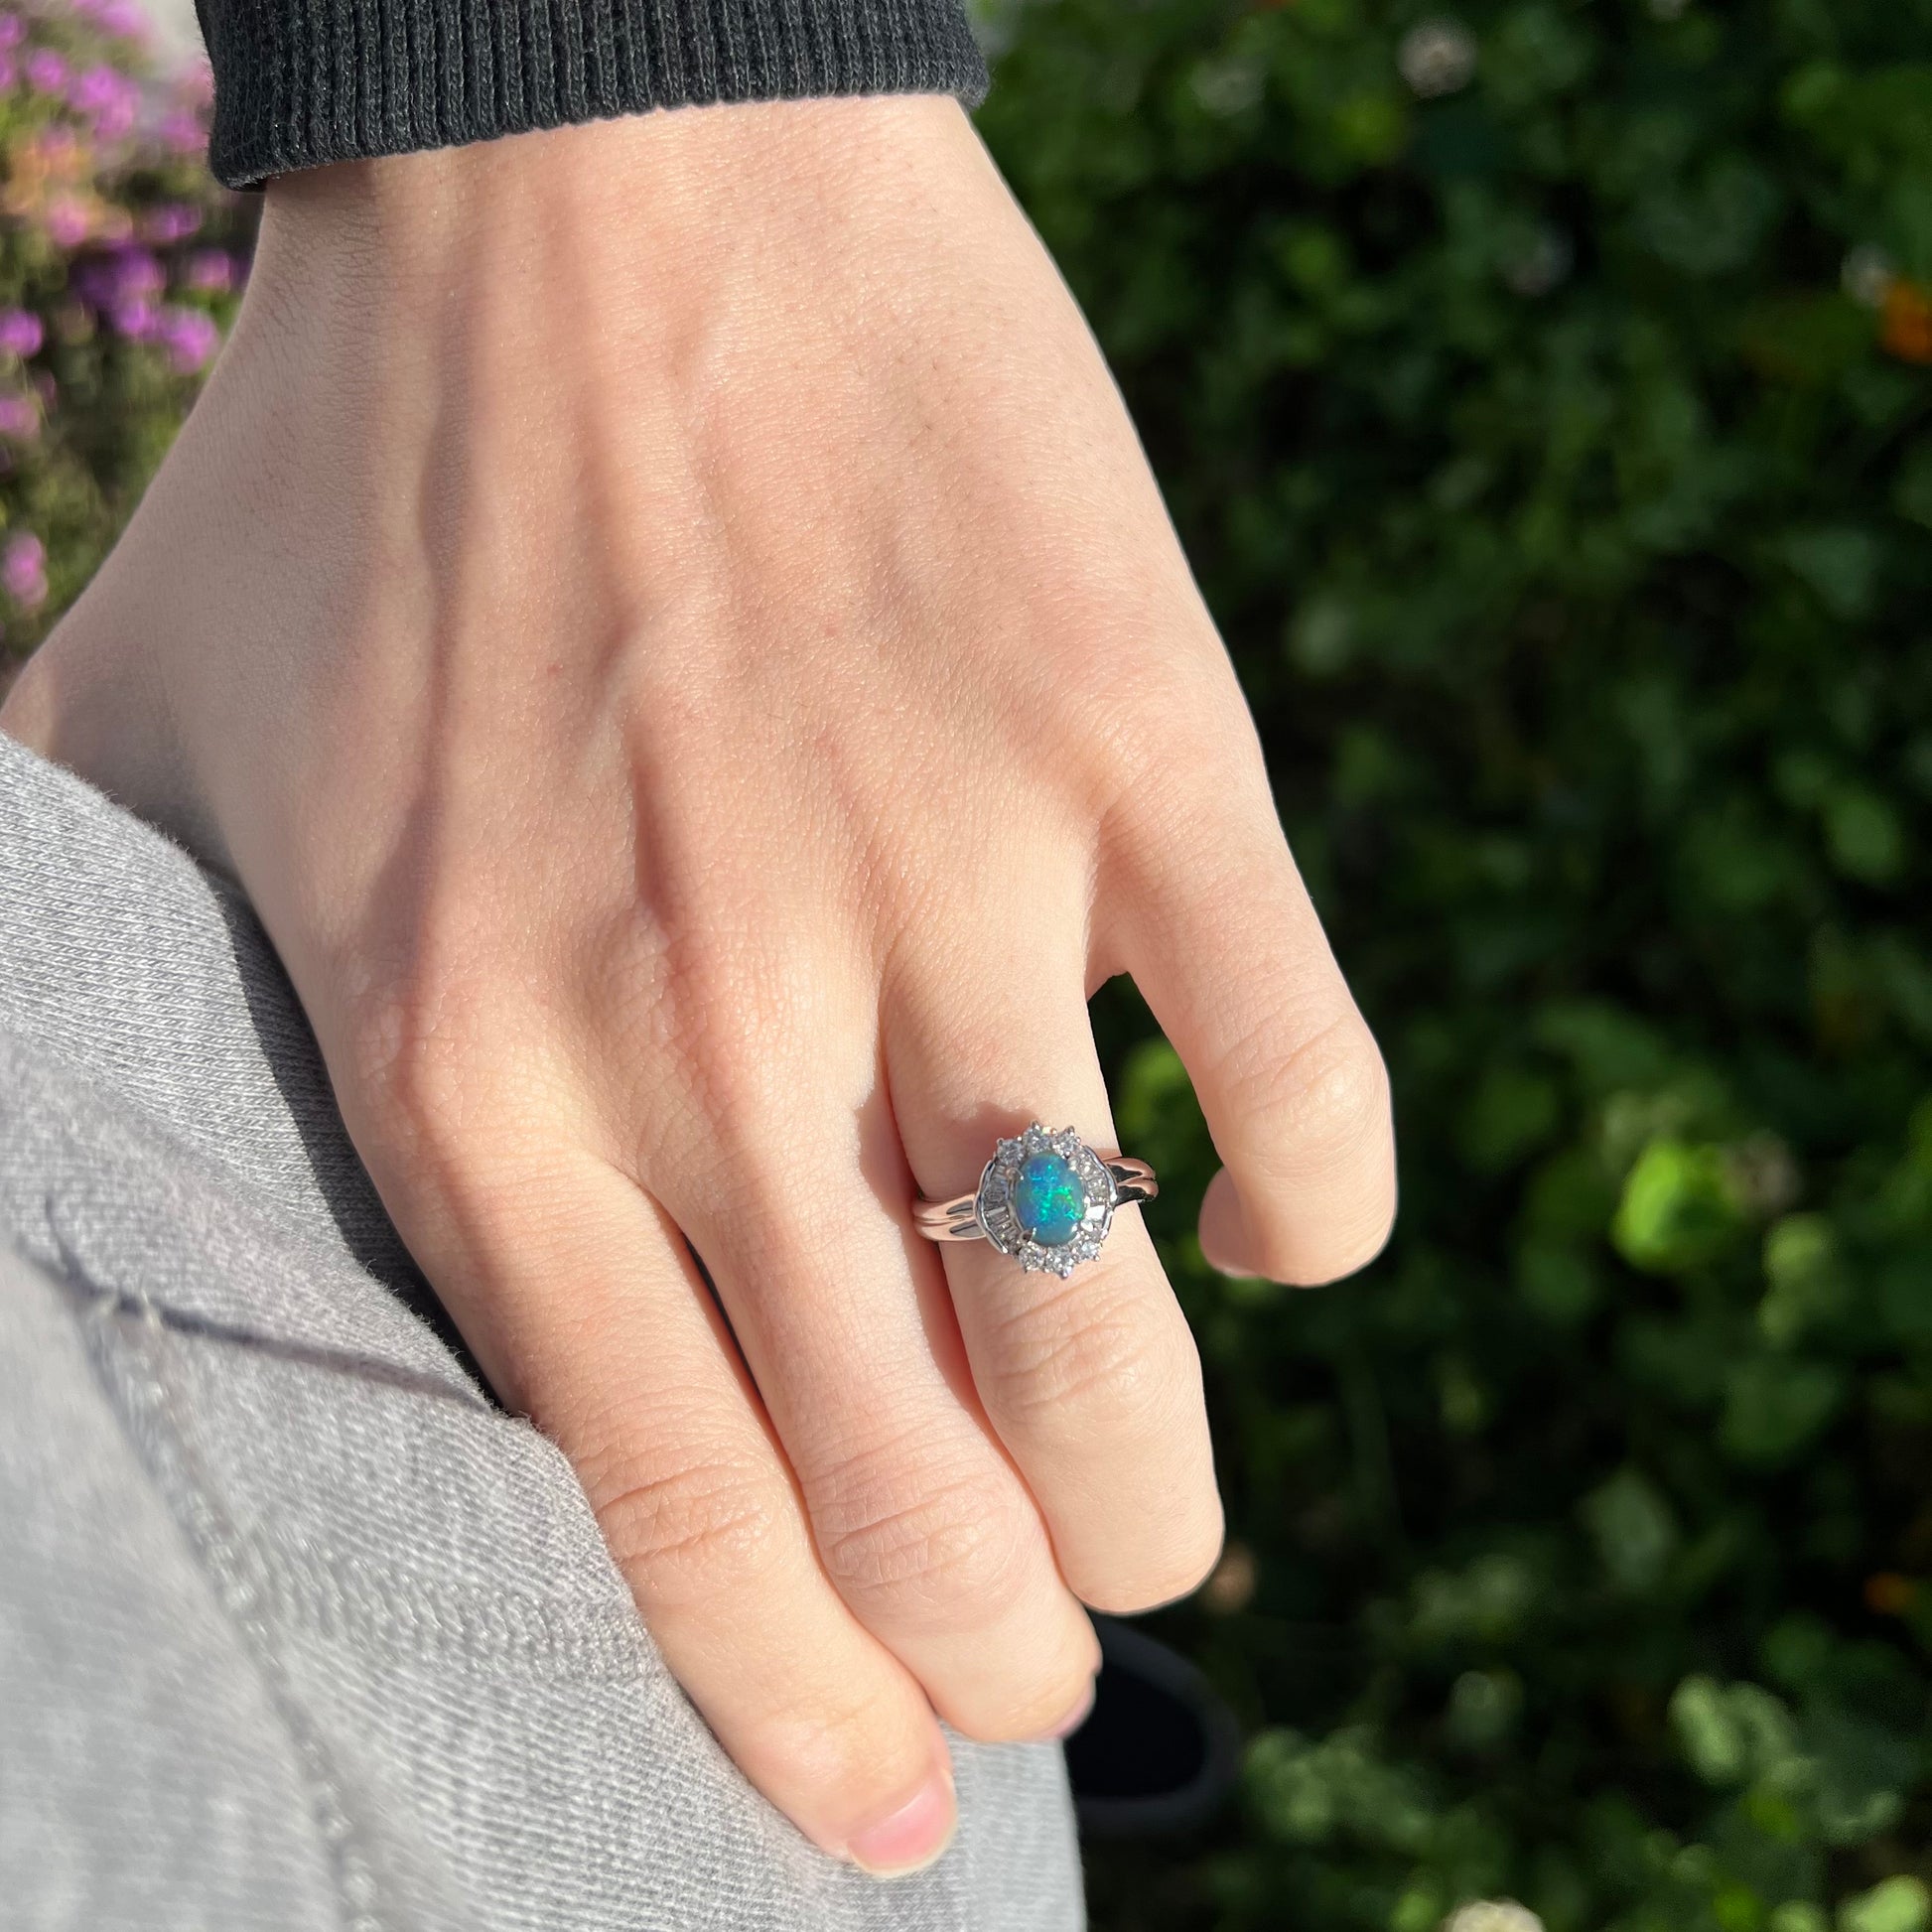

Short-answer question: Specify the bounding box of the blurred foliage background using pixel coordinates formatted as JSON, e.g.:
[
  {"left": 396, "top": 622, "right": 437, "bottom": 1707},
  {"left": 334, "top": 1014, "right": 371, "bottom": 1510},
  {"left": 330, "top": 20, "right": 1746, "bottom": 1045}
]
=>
[
  {"left": 972, "top": 1, "right": 1932, "bottom": 1928},
  {"left": 0, "top": 0, "right": 246, "bottom": 675},
  {"left": 7, "top": 0, "right": 1932, "bottom": 1925}
]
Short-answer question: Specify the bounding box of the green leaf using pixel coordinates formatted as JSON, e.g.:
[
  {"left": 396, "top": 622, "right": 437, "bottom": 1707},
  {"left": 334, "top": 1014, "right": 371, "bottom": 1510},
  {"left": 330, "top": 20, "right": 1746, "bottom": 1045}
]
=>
[
  {"left": 1759, "top": 1216, "right": 1851, "bottom": 1347},
  {"left": 1670, "top": 1677, "right": 1800, "bottom": 1786},
  {"left": 1839, "top": 1878, "right": 1931, "bottom": 1932},
  {"left": 1782, "top": 528, "right": 1883, "bottom": 622},
  {"left": 1459, "top": 1064, "right": 1563, "bottom": 1173},
  {"left": 1582, "top": 1467, "right": 1679, "bottom": 1593},
  {"left": 1823, "top": 786, "right": 1907, "bottom": 886},
  {"left": 1613, "top": 1141, "right": 1748, "bottom": 1274},
  {"left": 1721, "top": 1357, "right": 1846, "bottom": 1467}
]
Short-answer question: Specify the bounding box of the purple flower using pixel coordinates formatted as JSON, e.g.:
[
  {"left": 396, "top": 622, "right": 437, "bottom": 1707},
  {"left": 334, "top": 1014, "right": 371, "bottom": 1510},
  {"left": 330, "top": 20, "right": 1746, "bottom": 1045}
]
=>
[
  {"left": 182, "top": 249, "right": 233, "bottom": 294},
  {"left": 0, "top": 393, "right": 39, "bottom": 440},
  {"left": 141, "top": 203, "right": 204, "bottom": 246},
  {"left": 0, "top": 310, "right": 43, "bottom": 357},
  {"left": 24, "top": 48, "right": 67, "bottom": 93},
  {"left": 0, "top": 53, "right": 17, "bottom": 90},
  {"left": 158, "top": 305, "right": 218, "bottom": 372},
  {"left": 155, "top": 108, "right": 204, "bottom": 156},
  {"left": 111, "top": 295, "right": 156, "bottom": 341},
  {"left": 69, "top": 65, "right": 118, "bottom": 109},
  {"left": 3, "top": 531, "right": 47, "bottom": 612},
  {"left": 0, "top": 15, "right": 24, "bottom": 51},
  {"left": 44, "top": 198, "right": 89, "bottom": 248},
  {"left": 69, "top": 64, "right": 137, "bottom": 139},
  {"left": 76, "top": 249, "right": 166, "bottom": 320},
  {"left": 115, "top": 249, "right": 165, "bottom": 300},
  {"left": 83, "top": 0, "right": 149, "bottom": 38}
]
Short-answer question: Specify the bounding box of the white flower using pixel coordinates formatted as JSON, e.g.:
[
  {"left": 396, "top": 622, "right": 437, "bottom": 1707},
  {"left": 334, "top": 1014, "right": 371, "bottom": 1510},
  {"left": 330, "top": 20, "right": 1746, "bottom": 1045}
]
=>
[
  {"left": 1842, "top": 244, "right": 1897, "bottom": 310},
  {"left": 1191, "top": 57, "right": 1264, "bottom": 117},
  {"left": 1398, "top": 19, "right": 1477, "bottom": 98},
  {"left": 1503, "top": 226, "right": 1575, "bottom": 298},
  {"left": 1442, "top": 1905, "right": 1545, "bottom": 1932}
]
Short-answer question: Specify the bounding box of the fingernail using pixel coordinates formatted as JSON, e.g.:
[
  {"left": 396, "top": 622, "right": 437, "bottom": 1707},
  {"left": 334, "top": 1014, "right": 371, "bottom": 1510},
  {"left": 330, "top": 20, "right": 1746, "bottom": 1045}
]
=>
[
  {"left": 845, "top": 1763, "right": 957, "bottom": 1879},
  {"left": 1044, "top": 1680, "right": 1096, "bottom": 1741}
]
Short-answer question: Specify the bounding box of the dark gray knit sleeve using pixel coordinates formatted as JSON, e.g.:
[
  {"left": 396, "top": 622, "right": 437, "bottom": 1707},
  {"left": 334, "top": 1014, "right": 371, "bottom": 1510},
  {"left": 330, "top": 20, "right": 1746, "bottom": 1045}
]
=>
[{"left": 194, "top": 0, "right": 989, "bottom": 189}]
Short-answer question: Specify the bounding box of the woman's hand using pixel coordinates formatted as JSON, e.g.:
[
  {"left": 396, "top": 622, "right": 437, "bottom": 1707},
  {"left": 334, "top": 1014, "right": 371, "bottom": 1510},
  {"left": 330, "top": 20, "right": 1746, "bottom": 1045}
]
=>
[{"left": 4, "top": 97, "right": 1394, "bottom": 1874}]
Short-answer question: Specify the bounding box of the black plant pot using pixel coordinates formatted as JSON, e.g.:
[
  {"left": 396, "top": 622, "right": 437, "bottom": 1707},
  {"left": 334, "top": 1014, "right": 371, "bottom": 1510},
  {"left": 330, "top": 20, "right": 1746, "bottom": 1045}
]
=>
[{"left": 1063, "top": 1617, "right": 1243, "bottom": 1838}]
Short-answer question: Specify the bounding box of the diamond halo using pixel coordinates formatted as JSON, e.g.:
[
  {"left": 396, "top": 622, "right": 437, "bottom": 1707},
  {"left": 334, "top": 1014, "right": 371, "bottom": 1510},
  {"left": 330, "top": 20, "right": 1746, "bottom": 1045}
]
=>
[{"left": 974, "top": 1123, "right": 1118, "bottom": 1277}]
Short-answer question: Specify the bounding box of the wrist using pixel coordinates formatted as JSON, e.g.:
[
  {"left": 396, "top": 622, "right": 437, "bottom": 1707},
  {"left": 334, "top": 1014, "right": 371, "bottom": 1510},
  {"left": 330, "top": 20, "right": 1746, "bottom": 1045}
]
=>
[{"left": 253, "top": 96, "right": 974, "bottom": 329}]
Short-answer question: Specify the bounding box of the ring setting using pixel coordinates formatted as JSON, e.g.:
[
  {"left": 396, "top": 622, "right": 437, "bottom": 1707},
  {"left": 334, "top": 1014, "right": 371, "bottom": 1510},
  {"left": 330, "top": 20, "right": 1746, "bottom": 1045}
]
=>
[{"left": 913, "top": 1123, "right": 1159, "bottom": 1277}]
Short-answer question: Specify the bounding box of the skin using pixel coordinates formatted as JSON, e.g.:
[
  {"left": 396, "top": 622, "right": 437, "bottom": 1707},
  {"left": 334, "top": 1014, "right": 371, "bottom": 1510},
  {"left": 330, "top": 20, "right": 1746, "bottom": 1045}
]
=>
[{"left": 2, "top": 95, "right": 1396, "bottom": 1875}]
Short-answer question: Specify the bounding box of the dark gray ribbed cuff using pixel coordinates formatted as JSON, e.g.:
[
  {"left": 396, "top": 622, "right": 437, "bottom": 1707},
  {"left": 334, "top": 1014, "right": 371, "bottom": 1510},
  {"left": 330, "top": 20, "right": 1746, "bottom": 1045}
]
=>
[{"left": 196, "top": 0, "right": 989, "bottom": 188}]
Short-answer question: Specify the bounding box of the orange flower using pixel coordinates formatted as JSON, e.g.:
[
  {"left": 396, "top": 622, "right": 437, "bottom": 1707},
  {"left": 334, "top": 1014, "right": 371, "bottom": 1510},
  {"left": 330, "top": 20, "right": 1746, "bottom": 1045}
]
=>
[
  {"left": 1881, "top": 279, "right": 1932, "bottom": 364},
  {"left": 1863, "top": 1572, "right": 1920, "bottom": 1616}
]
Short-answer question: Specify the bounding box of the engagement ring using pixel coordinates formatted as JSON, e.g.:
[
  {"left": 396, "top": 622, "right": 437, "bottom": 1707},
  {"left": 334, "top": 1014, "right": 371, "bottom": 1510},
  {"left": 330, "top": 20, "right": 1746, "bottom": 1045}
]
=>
[{"left": 913, "top": 1123, "right": 1158, "bottom": 1277}]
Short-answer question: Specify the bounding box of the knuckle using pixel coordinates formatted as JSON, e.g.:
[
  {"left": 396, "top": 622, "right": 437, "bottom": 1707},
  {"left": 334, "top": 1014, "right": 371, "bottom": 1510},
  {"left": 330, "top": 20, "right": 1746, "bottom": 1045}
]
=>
[
  {"left": 987, "top": 1278, "right": 1193, "bottom": 1448},
  {"left": 1094, "top": 663, "right": 1255, "bottom": 836},
  {"left": 598, "top": 882, "right": 862, "bottom": 1197},
  {"left": 643, "top": 942, "right": 832, "bottom": 1189},
  {"left": 1204, "top": 1001, "right": 1398, "bottom": 1285},
  {"left": 1235, "top": 1004, "right": 1393, "bottom": 1182},
  {"left": 592, "top": 1451, "right": 791, "bottom": 1610},
  {"left": 813, "top": 1454, "right": 1033, "bottom": 1622},
  {"left": 336, "top": 965, "right": 503, "bottom": 1174},
  {"left": 662, "top": 1003, "right": 781, "bottom": 1161}
]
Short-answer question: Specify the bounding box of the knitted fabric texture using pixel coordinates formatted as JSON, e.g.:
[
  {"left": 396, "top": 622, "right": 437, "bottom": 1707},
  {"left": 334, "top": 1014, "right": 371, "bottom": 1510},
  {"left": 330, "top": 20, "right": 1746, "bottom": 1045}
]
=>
[{"left": 196, "top": 0, "right": 988, "bottom": 187}]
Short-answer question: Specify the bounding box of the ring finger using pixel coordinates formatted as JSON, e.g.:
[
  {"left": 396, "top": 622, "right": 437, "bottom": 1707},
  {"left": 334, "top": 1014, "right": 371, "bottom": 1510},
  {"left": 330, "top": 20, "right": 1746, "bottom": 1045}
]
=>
[
  {"left": 881, "top": 918, "right": 1223, "bottom": 1614},
  {"left": 639, "top": 967, "right": 1102, "bottom": 1742}
]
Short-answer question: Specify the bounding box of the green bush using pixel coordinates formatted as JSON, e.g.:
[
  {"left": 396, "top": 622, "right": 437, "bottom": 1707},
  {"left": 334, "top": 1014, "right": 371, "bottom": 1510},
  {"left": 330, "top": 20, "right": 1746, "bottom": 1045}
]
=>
[{"left": 974, "top": 0, "right": 1932, "bottom": 1926}]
